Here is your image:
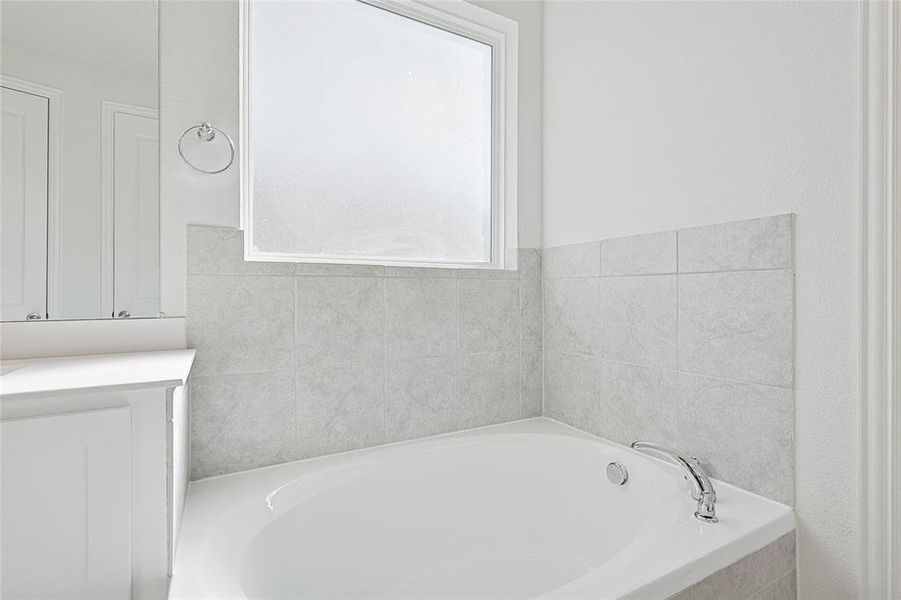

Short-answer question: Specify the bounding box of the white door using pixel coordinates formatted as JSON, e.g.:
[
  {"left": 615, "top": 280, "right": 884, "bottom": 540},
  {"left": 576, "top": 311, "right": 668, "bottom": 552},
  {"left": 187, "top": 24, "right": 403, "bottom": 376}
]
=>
[
  {"left": 1, "top": 86, "right": 48, "bottom": 321},
  {"left": 1, "top": 407, "right": 132, "bottom": 599},
  {"left": 113, "top": 110, "right": 159, "bottom": 318}
]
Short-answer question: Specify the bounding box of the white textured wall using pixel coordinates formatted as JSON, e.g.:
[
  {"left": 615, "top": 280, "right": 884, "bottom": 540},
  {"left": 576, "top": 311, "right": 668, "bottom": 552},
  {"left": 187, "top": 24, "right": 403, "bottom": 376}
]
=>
[
  {"left": 159, "top": 0, "right": 241, "bottom": 318},
  {"left": 542, "top": 2, "right": 860, "bottom": 599},
  {"left": 160, "top": 0, "right": 543, "bottom": 316}
]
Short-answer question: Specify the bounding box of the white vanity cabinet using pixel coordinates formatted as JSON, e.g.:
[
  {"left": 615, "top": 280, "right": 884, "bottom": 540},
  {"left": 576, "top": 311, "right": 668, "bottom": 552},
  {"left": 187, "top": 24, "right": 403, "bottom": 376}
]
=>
[{"left": 0, "top": 350, "right": 195, "bottom": 599}]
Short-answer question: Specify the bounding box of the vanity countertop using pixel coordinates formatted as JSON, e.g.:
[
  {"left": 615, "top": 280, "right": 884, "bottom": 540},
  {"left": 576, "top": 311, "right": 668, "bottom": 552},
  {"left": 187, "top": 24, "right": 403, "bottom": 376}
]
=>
[{"left": 0, "top": 349, "right": 196, "bottom": 401}]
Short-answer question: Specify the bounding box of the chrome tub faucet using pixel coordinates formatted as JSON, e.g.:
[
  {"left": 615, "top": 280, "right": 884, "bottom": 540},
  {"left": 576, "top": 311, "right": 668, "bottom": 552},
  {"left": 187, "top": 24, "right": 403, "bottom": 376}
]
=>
[{"left": 630, "top": 441, "right": 718, "bottom": 523}]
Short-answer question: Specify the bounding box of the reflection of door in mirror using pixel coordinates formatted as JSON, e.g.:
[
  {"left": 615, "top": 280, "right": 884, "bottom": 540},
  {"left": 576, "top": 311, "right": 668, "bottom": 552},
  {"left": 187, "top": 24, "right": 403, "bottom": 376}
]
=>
[
  {"left": 0, "top": 0, "right": 159, "bottom": 321},
  {"left": 1, "top": 86, "right": 48, "bottom": 321},
  {"left": 103, "top": 104, "right": 160, "bottom": 319}
]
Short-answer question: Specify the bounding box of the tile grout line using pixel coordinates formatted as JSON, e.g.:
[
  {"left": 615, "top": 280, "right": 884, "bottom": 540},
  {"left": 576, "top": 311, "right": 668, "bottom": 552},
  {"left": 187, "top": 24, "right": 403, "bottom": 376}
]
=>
[
  {"left": 293, "top": 276, "right": 299, "bottom": 459},
  {"left": 190, "top": 367, "right": 298, "bottom": 380},
  {"left": 596, "top": 240, "right": 604, "bottom": 420},
  {"left": 456, "top": 278, "right": 462, "bottom": 430},
  {"left": 540, "top": 351, "right": 795, "bottom": 391},
  {"left": 539, "top": 267, "right": 545, "bottom": 417},
  {"left": 541, "top": 265, "right": 793, "bottom": 282},
  {"left": 675, "top": 230, "right": 682, "bottom": 449},
  {"left": 518, "top": 276, "right": 524, "bottom": 419},
  {"left": 538, "top": 271, "right": 543, "bottom": 418},
  {"left": 675, "top": 229, "right": 680, "bottom": 382},
  {"left": 383, "top": 278, "right": 388, "bottom": 444},
  {"left": 191, "top": 270, "right": 538, "bottom": 280}
]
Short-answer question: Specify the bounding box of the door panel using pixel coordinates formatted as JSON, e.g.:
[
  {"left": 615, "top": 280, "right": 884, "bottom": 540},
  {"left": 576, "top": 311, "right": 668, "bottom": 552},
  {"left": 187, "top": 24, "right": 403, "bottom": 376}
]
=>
[
  {"left": 1, "top": 86, "right": 48, "bottom": 321},
  {"left": 113, "top": 111, "right": 159, "bottom": 318}
]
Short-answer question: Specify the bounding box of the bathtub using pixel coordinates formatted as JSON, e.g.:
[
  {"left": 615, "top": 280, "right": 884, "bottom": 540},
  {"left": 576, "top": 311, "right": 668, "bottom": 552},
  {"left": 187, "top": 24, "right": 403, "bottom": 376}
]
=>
[{"left": 170, "top": 418, "right": 794, "bottom": 599}]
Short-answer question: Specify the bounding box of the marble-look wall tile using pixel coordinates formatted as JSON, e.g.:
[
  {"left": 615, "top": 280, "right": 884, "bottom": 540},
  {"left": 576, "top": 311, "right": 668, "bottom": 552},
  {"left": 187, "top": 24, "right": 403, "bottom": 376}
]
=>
[
  {"left": 679, "top": 270, "right": 794, "bottom": 387},
  {"left": 541, "top": 215, "right": 793, "bottom": 504},
  {"left": 458, "top": 266, "right": 520, "bottom": 280},
  {"left": 460, "top": 280, "right": 520, "bottom": 354},
  {"left": 295, "top": 277, "right": 385, "bottom": 367},
  {"left": 543, "top": 241, "right": 601, "bottom": 278},
  {"left": 517, "top": 248, "right": 542, "bottom": 280},
  {"left": 190, "top": 371, "right": 295, "bottom": 479},
  {"left": 386, "top": 356, "right": 459, "bottom": 443},
  {"left": 544, "top": 278, "right": 600, "bottom": 355},
  {"left": 669, "top": 532, "right": 795, "bottom": 600},
  {"left": 600, "top": 275, "right": 677, "bottom": 369},
  {"left": 521, "top": 350, "right": 543, "bottom": 417},
  {"left": 187, "top": 275, "right": 294, "bottom": 376},
  {"left": 386, "top": 278, "right": 458, "bottom": 360},
  {"left": 678, "top": 373, "right": 794, "bottom": 504},
  {"left": 520, "top": 279, "right": 542, "bottom": 352},
  {"left": 544, "top": 352, "right": 602, "bottom": 434},
  {"left": 598, "top": 361, "right": 678, "bottom": 447},
  {"left": 460, "top": 352, "right": 521, "bottom": 428},
  {"left": 678, "top": 214, "right": 793, "bottom": 273},
  {"left": 295, "top": 263, "right": 385, "bottom": 277},
  {"left": 188, "top": 242, "right": 546, "bottom": 479},
  {"left": 187, "top": 226, "right": 294, "bottom": 276},
  {"left": 750, "top": 570, "right": 796, "bottom": 600},
  {"left": 296, "top": 360, "right": 386, "bottom": 458},
  {"left": 461, "top": 351, "right": 521, "bottom": 428},
  {"left": 384, "top": 266, "right": 458, "bottom": 278},
  {"left": 601, "top": 230, "right": 677, "bottom": 276}
]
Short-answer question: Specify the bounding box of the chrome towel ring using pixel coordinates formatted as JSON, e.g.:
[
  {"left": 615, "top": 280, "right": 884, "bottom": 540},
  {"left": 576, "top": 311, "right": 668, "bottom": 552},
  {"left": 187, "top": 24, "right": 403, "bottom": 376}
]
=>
[{"left": 177, "top": 122, "right": 236, "bottom": 174}]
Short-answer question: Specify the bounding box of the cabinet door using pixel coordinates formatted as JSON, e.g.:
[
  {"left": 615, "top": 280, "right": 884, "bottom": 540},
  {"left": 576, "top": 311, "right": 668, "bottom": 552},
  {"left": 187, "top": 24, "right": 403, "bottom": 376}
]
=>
[{"left": 1, "top": 407, "right": 132, "bottom": 599}]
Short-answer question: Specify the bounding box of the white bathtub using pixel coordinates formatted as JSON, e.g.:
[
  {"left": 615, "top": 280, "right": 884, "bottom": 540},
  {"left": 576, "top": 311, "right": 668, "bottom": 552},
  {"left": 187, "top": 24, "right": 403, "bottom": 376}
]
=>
[{"left": 170, "top": 418, "right": 793, "bottom": 599}]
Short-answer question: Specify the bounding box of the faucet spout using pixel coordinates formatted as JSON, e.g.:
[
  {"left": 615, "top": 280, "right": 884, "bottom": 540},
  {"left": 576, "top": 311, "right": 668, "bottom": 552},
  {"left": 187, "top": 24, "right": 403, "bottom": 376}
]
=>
[{"left": 630, "top": 441, "right": 718, "bottom": 523}]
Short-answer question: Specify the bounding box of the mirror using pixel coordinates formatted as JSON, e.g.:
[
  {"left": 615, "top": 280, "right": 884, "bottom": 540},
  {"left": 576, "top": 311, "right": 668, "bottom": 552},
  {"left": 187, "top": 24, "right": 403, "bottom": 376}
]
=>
[{"left": 1, "top": 1, "right": 159, "bottom": 321}]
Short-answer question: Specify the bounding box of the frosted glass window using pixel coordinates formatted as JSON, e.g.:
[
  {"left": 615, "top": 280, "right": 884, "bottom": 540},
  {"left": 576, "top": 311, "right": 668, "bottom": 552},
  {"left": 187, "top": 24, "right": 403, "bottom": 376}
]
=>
[{"left": 248, "top": 0, "right": 494, "bottom": 265}]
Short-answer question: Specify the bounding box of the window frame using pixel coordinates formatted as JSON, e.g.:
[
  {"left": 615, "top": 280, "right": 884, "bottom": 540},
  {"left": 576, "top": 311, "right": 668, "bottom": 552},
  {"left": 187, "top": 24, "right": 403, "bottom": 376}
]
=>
[{"left": 239, "top": 0, "right": 518, "bottom": 270}]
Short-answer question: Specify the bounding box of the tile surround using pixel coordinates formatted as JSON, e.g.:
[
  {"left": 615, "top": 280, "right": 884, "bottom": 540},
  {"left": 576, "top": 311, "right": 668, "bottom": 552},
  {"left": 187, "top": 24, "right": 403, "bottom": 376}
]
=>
[
  {"left": 543, "top": 214, "right": 796, "bottom": 504},
  {"left": 460, "top": 279, "right": 520, "bottom": 354},
  {"left": 751, "top": 570, "right": 797, "bottom": 600},
  {"left": 295, "top": 277, "right": 385, "bottom": 367},
  {"left": 520, "top": 278, "right": 543, "bottom": 352},
  {"left": 515, "top": 248, "right": 542, "bottom": 281},
  {"left": 598, "top": 360, "right": 678, "bottom": 447},
  {"left": 188, "top": 215, "right": 794, "bottom": 509},
  {"left": 600, "top": 230, "right": 677, "bottom": 276},
  {"left": 190, "top": 370, "right": 295, "bottom": 479},
  {"left": 187, "top": 225, "right": 542, "bottom": 479},
  {"left": 386, "top": 356, "right": 459, "bottom": 443},
  {"left": 187, "top": 226, "right": 293, "bottom": 276},
  {"left": 678, "top": 214, "right": 793, "bottom": 273},
  {"left": 600, "top": 275, "right": 677, "bottom": 369},
  {"left": 521, "top": 349, "right": 543, "bottom": 418},
  {"left": 669, "top": 532, "right": 796, "bottom": 600},
  {"left": 461, "top": 351, "right": 521, "bottom": 428},
  {"left": 295, "top": 263, "right": 386, "bottom": 277},
  {"left": 678, "top": 373, "right": 794, "bottom": 504},
  {"left": 386, "top": 278, "right": 458, "bottom": 360},
  {"left": 544, "top": 351, "right": 602, "bottom": 432},
  {"left": 544, "top": 278, "right": 600, "bottom": 355},
  {"left": 184, "top": 217, "right": 795, "bottom": 596},
  {"left": 543, "top": 241, "right": 601, "bottom": 278},
  {"left": 679, "top": 269, "right": 794, "bottom": 387},
  {"left": 187, "top": 275, "right": 294, "bottom": 376},
  {"left": 296, "top": 360, "right": 386, "bottom": 459},
  {"left": 384, "top": 266, "right": 457, "bottom": 278}
]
